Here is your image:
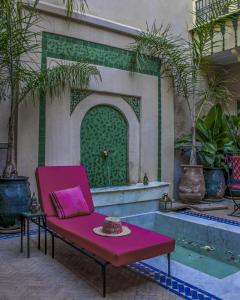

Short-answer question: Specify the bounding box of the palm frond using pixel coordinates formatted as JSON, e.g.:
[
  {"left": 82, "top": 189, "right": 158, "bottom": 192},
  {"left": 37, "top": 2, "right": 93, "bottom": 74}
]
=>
[
  {"left": 19, "top": 62, "right": 101, "bottom": 103},
  {"left": 130, "top": 25, "right": 191, "bottom": 99},
  {"left": 0, "top": 0, "right": 41, "bottom": 102},
  {"left": 199, "top": 73, "right": 234, "bottom": 108}
]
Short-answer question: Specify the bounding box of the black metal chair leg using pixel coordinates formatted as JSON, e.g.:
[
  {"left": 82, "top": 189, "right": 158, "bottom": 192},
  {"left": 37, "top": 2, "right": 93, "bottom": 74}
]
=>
[
  {"left": 27, "top": 218, "right": 30, "bottom": 258},
  {"left": 102, "top": 264, "right": 107, "bottom": 297},
  {"left": 229, "top": 202, "right": 240, "bottom": 216},
  {"left": 23, "top": 218, "right": 26, "bottom": 235},
  {"left": 20, "top": 217, "right": 23, "bottom": 253},
  {"left": 167, "top": 253, "right": 171, "bottom": 277},
  {"left": 51, "top": 234, "right": 55, "bottom": 259}
]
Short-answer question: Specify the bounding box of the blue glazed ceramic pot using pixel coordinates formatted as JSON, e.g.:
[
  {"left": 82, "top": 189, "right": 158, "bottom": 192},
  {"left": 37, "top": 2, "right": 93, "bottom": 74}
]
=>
[
  {"left": 0, "top": 177, "right": 31, "bottom": 230},
  {"left": 204, "top": 168, "right": 226, "bottom": 200}
]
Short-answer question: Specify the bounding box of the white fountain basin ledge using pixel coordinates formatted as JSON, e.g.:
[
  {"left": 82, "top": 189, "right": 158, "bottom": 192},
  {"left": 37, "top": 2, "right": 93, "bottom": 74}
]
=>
[{"left": 91, "top": 181, "right": 170, "bottom": 217}]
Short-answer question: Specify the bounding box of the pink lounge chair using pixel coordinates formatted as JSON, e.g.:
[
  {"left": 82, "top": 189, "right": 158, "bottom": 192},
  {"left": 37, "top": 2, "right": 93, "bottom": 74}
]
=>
[{"left": 36, "top": 166, "right": 175, "bottom": 297}]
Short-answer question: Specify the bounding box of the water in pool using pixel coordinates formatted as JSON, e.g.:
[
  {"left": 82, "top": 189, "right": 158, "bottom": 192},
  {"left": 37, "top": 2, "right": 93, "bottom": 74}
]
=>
[{"left": 153, "top": 225, "right": 240, "bottom": 279}]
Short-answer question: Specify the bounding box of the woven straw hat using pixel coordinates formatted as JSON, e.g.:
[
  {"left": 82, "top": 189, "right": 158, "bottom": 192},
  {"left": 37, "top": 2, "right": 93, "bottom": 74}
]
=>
[{"left": 93, "top": 216, "right": 131, "bottom": 237}]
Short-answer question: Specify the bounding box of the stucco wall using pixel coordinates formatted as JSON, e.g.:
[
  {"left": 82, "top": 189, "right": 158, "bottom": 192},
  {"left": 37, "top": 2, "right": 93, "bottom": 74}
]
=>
[{"left": 47, "top": 0, "right": 192, "bottom": 35}]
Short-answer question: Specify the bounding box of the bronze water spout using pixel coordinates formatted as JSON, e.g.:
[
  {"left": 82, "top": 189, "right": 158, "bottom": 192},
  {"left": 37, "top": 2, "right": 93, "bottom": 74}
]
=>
[{"left": 101, "top": 150, "right": 108, "bottom": 159}]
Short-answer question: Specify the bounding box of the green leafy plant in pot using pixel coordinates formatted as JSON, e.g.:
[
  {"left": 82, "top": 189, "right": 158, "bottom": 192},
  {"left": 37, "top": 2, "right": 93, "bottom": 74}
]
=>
[
  {"left": 0, "top": 0, "right": 100, "bottom": 232},
  {"left": 177, "top": 104, "right": 237, "bottom": 200},
  {"left": 196, "top": 104, "right": 237, "bottom": 200}
]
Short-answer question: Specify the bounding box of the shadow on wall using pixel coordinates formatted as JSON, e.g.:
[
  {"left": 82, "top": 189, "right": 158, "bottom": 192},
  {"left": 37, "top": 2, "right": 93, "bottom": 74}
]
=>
[
  {"left": 0, "top": 144, "right": 8, "bottom": 176},
  {"left": 174, "top": 150, "right": 189, "bottom": 201}
]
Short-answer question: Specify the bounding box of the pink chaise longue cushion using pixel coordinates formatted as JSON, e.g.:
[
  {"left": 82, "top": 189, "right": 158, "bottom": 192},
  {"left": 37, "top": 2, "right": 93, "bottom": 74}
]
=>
[{"left": 36, "top": 166, "right": 175, "bottom": 267}]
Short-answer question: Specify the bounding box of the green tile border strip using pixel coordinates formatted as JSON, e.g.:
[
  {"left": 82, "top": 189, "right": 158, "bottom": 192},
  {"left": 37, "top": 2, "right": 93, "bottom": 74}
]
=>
[
  {"left": 158, "top": 76, "right": 161, "bottom": 180},
  {"left": 39, "top": 31, "right": 162, "bottom": 180},
  {"left": 45, "top": 32, "right": 160, "bottom": 76},
  {"left": 38, "top": 34, "right": 47, "bottom": 166}
]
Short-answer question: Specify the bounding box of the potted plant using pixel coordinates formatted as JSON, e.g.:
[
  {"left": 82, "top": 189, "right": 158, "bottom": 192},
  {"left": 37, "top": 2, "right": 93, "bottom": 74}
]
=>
[
  {"left": 197, "top": 105, "right": 236, "bottom": 200},
  {"left": 0, "top": 0, "right": 99, "bottom": 232},
  {"left": 177, "top": 104, "right": 237, "bottom": 200},
  {"left": 130, "top": 0, "right": 239, "bottom": 203}
]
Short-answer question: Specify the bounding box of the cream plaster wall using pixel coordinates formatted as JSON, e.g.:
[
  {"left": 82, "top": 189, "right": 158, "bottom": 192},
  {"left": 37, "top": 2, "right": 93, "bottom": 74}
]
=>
[
  {"left": 17, "top": 97, "right": 40, "bottom": 189},
  {"left": 46, "top": 0, "right": 192, "bottom": 36}
]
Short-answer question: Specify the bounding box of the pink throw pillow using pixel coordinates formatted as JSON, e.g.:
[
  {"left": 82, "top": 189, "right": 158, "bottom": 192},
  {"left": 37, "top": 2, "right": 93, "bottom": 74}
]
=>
[{"left": 50, "top": 186, "right": 91, "bottom": 219}]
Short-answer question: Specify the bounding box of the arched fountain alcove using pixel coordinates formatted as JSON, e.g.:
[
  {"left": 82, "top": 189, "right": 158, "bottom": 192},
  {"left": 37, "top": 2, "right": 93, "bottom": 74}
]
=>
[
  {"left": 80, "top": 104, "right": 128, "bottom": 187},
  {"left": 70, "top": 93, "right": 140, "bottom": 184}
]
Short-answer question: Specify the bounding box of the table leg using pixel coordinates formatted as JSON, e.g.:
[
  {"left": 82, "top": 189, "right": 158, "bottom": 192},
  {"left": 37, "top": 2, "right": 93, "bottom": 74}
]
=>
[
  {"left": 38, "top": 216, "right": 41, "bottom": 250},
  {"left": 27, "top": 218, "right": 30, "bottom": 258},
  {"left": 23, "top": 218, "right": 26, "bottom": 235},
  {"left": 20, "top": 217, "right": 23, "bottom": 253}
]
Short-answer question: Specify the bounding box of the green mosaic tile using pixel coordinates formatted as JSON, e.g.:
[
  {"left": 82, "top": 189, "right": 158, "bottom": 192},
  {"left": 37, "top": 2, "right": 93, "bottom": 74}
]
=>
[
  {"left": 70, "top": 90, "right": 92, "bottom": 115},
  {"left": 38, "top": 37, "right": 47, "bottom": 166},
  {"left": 121, "top": 95, "right": 141, "bottom": 121},
  {"left": 71, "top": 90, "right": 141, "bottom": 121},
  {"left": 81, "top": 105, "right": 128, "bottom": 187},
  {"left": 45, "top": 32, "right": 160, "bottom": 76}
]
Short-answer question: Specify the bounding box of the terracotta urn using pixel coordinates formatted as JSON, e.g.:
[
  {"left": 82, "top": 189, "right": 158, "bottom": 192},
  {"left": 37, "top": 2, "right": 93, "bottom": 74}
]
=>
[{"left": 179, "top": 165, "right": 205, "bottom": 203}]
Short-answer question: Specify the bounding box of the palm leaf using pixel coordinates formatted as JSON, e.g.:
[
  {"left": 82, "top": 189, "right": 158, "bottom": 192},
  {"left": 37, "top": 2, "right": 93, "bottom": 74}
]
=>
[{"left": 19, "top": 61, "right": 101, "bottom": 103}]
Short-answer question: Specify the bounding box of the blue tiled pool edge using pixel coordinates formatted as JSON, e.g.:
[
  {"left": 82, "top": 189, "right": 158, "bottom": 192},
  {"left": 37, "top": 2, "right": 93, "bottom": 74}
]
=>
[
  {"left": 129, "top": 262, "right": 222, "bottom": 300},
  {"left": 181, "top": 210, "right": 240, "bottom": 227},
  {"left": 0, "top": 230, "right": 222, "bottom": 300}
]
